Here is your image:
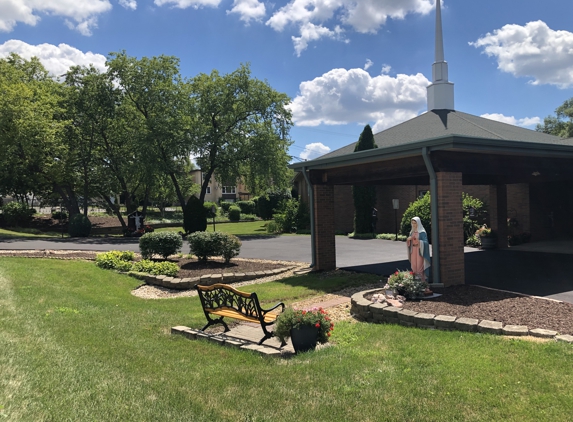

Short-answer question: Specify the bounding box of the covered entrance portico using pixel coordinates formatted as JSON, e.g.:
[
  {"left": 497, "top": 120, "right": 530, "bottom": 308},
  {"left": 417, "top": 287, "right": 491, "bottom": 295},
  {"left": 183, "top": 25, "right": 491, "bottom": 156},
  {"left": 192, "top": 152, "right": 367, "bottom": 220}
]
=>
[{"left": 293, "top": 117, "right": 573, "bottom": 287}]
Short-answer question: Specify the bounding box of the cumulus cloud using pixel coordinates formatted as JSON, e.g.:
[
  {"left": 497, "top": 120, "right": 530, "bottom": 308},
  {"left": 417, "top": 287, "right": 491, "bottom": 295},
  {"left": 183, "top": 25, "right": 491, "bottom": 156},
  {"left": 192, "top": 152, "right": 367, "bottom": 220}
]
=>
[
  {"left": 290, "top": 67, "right": 429, "bottom": 132},
  {"left": 292, "top": 23, "right": 345, "bottom": 56},
  {"left": 381, "top": 64, "right": 391, "bottom": 74},
  {"left": 0, "top": 0, "right": 112, "bottom": 36},
  {"left": 154, "top": 0, "right": 221, "bottom": 8},
  {"left": 300, "top": 142, "right": 331, "bottom": 160},
  {"left": 481, "top": 113, "right": 541, "bottom": 128},
  {"left": 266, "top": 0, "right": 434, "bottom": 54},
  {"left": 119, "top": 0, "right": 137, "bottom": 10},
  {"left": 227, "top": 0, "right": 265, "bottom": 23},
  {"left": 364, "top": 59, "right": 373, "bottom": 70},
  {"left": 471, "top": 20, "right": 573, "bottom": 88},
  {"left": 0, "top": 40, "right": 107, "bottom": 77}
]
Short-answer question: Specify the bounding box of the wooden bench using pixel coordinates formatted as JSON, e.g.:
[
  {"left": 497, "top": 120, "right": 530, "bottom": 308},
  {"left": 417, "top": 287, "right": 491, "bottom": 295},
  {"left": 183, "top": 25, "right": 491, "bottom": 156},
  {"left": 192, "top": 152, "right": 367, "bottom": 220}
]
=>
[{"left": 196, "top": 283, "right": 285, "bottom": 345}]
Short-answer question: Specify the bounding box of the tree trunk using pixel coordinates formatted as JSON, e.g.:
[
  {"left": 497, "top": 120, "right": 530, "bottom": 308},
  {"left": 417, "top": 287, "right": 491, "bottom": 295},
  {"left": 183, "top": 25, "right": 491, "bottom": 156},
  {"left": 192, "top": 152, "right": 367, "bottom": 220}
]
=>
[{"left": 100, "top": 193, "right": 127, "bottom": 228}]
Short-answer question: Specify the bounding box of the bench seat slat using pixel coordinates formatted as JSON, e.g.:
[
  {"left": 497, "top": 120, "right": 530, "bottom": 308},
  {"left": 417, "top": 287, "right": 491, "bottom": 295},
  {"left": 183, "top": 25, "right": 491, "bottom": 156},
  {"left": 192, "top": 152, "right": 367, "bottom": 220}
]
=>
[{"left": 205, "top": 308, "right": 279, "bottom": 323}]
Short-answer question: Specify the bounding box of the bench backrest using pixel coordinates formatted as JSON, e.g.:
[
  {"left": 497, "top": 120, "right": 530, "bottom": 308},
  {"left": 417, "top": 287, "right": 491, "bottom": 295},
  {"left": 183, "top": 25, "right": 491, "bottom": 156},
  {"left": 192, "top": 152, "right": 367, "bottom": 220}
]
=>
[{"left": 197, "top": 283, "right": 261, "bottom": 318}]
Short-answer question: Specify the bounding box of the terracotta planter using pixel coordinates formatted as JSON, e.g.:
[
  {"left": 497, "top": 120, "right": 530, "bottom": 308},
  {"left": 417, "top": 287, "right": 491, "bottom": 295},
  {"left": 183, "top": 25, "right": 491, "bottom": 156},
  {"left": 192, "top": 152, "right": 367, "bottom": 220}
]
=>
[
  {"left": 480, "top": 236, "right": 497, "bottom": 249},
  {"left": 290, "top": 326, "right": 318, "bottom": 353}
]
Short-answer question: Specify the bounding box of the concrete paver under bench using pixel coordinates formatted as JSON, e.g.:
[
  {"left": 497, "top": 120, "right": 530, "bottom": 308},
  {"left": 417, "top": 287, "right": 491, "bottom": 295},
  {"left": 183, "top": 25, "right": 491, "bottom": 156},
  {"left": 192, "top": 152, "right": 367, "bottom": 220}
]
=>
[{"left": 351, "top": 288, "right": 571, "bottom": 343}]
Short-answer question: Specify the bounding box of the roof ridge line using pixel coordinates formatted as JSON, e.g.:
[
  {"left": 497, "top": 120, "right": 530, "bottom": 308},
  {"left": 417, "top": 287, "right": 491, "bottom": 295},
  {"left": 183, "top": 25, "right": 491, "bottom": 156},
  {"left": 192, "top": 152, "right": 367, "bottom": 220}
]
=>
[{"left": 454, "top": 112, "right": 506, "bottom": 140}]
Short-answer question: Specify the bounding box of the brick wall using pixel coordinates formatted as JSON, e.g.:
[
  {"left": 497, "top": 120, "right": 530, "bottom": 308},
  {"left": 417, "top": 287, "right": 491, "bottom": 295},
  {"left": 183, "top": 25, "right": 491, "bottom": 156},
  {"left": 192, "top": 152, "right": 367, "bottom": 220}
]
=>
[
  {"left": 507, "top": 183, "right": 530, "bottom": 233},
  {"left": 314, "top": 185, "right": 336, "bottom": 271},
  {"left": 333, "top": 185, "right": 354, "bottom": 233},
  {"left": 489, "top": 185, "right": 508, "bottom": 248},
  {"left": 436, "top": 172, "right": 464, "bottom": 286}
]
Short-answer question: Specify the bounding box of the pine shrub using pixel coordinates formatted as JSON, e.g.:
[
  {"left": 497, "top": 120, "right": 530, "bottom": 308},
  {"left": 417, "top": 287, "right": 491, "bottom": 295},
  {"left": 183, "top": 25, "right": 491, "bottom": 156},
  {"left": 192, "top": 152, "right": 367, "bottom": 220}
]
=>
[{"left": 183, "top": 196, "right": 207, "bottom": 234}]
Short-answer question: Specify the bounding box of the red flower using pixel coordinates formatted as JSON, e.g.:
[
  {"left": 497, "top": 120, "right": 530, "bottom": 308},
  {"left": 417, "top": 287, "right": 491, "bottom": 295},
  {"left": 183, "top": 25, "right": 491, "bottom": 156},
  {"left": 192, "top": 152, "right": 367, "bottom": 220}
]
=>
[
  {"left": 315, "top": 322, "right": 320, "bottom": 328},
  {"left": 327, "top": 332, "right": 331, "bottom": 337}
]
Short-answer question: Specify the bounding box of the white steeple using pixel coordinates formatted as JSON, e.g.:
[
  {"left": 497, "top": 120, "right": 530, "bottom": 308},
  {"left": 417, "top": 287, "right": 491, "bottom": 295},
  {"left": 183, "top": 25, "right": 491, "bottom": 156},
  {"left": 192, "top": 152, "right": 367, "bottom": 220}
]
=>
[{"left": 427, "top": 0, "right": 454, "bottom": 111}]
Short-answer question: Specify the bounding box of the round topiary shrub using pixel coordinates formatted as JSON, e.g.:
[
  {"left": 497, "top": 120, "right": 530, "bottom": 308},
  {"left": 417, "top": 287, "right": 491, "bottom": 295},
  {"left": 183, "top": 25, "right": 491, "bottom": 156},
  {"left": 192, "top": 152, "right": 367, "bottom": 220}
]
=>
[
  {"left": 68, "top": 214, "right": 92, "bottom": 237},
  {"left": 187, "top": 231, "right": 242, "bottom": 263},
  {"left": 183, "top": 196, "right": 207, "bottom": 234},
  {"left": 2, "top": 202, "right": 32, "bottom": 227},
  {"left": 139, "top": 231, "right": 183, "bottom": 260},
  {"left": 228, "top": 206, "right": 241, "bottom": 222},
  {"left": 203, "top": 201, "right": 218, "bottom": 219},
  {"left": 237, "top": 200, "right": 256, "bottom": 215}
]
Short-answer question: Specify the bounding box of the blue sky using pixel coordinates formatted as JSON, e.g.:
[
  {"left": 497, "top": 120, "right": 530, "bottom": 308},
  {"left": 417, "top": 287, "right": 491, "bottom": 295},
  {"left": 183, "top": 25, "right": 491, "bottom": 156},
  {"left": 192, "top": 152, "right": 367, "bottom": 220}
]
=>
[{"left": 1, "top": 0, "right": 572, "bottom": 162}]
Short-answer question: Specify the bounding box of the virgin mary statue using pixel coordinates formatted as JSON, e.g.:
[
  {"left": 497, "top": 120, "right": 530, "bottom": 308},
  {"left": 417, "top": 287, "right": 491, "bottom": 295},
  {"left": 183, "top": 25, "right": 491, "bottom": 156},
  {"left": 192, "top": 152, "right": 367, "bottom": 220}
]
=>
[{"left": 406, "top": 216, "right": 431, "bottom": 281}]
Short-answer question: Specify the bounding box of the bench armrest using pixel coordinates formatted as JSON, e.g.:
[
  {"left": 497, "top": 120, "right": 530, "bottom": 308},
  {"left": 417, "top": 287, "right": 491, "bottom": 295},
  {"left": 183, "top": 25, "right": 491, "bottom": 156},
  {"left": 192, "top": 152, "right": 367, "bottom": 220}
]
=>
[{"left": 260, "top": 301, "right": 285, "bottom": 315}]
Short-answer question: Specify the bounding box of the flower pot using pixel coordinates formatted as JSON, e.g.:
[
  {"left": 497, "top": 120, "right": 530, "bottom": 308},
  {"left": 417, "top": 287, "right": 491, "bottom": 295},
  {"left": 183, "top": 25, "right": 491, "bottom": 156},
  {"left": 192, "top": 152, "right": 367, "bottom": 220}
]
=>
[
  {"left": 290, "top": 325, "right": 318, "bottom": 353},
  {"left": 480, "top": 236, "right": 497, "bottom": 249}
]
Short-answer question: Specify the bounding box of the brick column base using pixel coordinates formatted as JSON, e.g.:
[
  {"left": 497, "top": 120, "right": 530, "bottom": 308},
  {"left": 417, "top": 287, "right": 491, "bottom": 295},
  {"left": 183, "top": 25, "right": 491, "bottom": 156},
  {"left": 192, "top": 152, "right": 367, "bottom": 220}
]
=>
[
  {"left": 314, "top": 185, "right": 336, "bottom": 271},
  {"left": 436, "top": 172, "right": 464, "bottom": 286}
]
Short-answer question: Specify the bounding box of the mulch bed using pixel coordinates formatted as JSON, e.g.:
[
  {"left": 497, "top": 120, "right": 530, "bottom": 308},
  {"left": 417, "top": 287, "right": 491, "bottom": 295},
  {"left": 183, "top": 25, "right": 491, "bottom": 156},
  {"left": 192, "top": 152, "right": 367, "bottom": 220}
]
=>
[
  {"left": 401, "top": 284, "right": 573, "bottom": 335},
  {"left": 175, "top": 258, "right": 286, "bottom": 278}
]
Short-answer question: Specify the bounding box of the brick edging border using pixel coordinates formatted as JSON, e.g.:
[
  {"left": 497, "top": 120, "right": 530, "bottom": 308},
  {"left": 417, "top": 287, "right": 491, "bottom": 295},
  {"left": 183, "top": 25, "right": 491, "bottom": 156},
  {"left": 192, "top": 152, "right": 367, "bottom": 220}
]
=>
[
  {"left": 127, "top": 266, "right": 296, "bottom": 290},
  {"left": 350, "top": 288, "right": 573, "bottom": 344}
]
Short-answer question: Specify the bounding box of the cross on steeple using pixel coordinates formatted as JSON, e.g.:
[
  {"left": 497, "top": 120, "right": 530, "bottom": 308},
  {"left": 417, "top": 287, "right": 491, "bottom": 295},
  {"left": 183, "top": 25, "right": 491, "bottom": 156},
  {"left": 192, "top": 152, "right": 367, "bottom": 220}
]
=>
[{"left": 427, "top": 0, "right": 454, "bottom": 111}]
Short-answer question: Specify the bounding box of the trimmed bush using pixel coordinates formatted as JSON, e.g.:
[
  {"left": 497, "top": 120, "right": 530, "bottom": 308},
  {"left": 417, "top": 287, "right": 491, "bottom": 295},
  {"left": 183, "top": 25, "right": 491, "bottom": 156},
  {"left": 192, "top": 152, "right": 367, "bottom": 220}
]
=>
[
  {"left": 139, "top": 231, "right": 183, "bottom": 260},
  {"left": 237, "top": 200, "right": 256, "bottom": 215},
  {"left": 204, "top": 201, "right": 218, "bottom": 218},
  {"left": 228, "top": 206, "right": 241, "bottom": 222},
  {"left": 183, "top": 196, "right": 207, "bottom": 234},
  {"left": 219, "top": 201, "right": 233, "bottom": 214},
  {"left": 68, "top": 214, "right": 92, "bottom": 237},
  {"left": 95, "top": 250, "right": 135, "bottom": 271},
  {"left": 255, "top": 190, "right": 291, "bottom": 220},
  {"left": 51, "top": 210, "right": 68, "bottom": 220},
  {"left": 131, "top": 260, "right": 179, "bottom": 276},
  {"left": 376, "top": 233, "right": 408, "bottom": 241},
  {"left": 2, "top": 202, "right": 32, "bottom": 227},
  {"left": 188, "top": 231, "right": 242, "bottom": 263}
]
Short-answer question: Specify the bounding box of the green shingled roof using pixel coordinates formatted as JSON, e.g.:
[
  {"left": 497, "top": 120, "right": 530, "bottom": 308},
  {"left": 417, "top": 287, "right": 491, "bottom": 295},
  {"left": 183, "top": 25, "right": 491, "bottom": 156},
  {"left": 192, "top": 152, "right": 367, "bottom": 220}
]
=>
[{"left": 317, "top": 110, "right": 568, "bottom": 160}]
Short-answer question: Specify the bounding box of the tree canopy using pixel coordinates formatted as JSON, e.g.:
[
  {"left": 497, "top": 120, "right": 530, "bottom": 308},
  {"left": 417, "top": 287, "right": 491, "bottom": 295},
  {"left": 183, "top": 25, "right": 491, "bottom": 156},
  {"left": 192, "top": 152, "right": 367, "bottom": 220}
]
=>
[
  {"left": 352, "top": 125, "right": 377, "bottom": 234},
  {"left": 536, "top": 97, "right": 573, "bottom": 139}
]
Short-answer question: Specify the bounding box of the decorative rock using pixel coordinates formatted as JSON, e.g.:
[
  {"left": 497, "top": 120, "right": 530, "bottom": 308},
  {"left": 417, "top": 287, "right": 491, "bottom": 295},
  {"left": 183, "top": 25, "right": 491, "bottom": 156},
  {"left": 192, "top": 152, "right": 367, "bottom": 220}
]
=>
[
  {"left": 530, "top": 328, "right": 558, "bottom": 338},
  {"left": 386, "top": 299, "right": 403, "bottom": 308},
  {"left": 454, "top": 317, "right": 479, "bottom": 332},
  {"left": 556, "top": 335, "right": 573, "bottom": 344},
  {"left": 434, "top": 315, "right": 456, "bottom": 330},
  {"left": 413, "top": 313, "right": 435, "bottom": 328},
  {"left": 478, "top": 320, "right": 503, "bottom": 335},
  {"left": 502, "top": 325, "right": 529, "bottom": 336}
]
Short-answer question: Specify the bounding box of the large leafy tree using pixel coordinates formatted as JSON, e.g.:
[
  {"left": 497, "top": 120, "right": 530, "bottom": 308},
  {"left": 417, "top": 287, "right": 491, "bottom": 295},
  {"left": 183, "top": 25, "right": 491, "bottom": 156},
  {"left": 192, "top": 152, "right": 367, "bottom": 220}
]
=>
[
  {"left": 536, "top": 97, "right": 573, "bottom": 138},
  {"left": 188, "top": 63, "right": 293, "bottom": 203},
  {"left": 353, "top": 125, "right": 377, "bottom": 234}
]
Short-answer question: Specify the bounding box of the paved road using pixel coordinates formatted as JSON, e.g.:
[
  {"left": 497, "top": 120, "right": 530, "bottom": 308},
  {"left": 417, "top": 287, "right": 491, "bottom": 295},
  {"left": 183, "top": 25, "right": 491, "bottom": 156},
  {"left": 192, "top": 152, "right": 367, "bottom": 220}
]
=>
[{"left": 2, "top": 235, "right": 572, "bottom": 303}]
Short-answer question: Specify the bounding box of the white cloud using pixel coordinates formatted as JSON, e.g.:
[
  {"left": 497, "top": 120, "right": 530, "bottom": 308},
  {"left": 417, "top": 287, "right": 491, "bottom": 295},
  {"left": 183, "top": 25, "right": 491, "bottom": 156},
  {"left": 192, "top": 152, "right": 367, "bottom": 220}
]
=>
[
  {"left": 480, "top": 113, "right": 541, "bottom": 128},
  {"left": 119, "top": 0, "right": 137, "bottom": 10},
  {"left": 0, "top": 40, "right": 107, "bottom": 77},
  {"left": 227, "top": 0, "right": 265, "bottom": 24},
  {"left": 0, "top": 0, "right": 112, "bottom": 36},
  {"left": 290, "top": 67, "right": 429, "bottom": 132},
  {"left": 300, "top": 142, "right": 331, "bottom": 160},
  {"left": 364, "top": 59, "right": 373, "bottom": 70},
  {"left": 266, "top": 0, "right": 434, "bottom": 54},
  {"left": 471, "top": 20, "right": 573, "bottom": 88},
  {"left": 381, "top": 64, "right": 391, "bottom": 74},
  {"left": 154, "top": 0, "right": 221, "bottom": 8},
  {"left": 292, "top": 23, "right": 345, "bottom": 56}
]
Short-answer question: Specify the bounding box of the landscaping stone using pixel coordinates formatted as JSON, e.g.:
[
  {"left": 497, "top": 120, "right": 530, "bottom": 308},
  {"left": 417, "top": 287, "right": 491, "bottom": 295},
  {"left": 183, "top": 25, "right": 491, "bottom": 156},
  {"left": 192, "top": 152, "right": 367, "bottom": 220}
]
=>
[
  {"left": 556, "top": 335, "right": 573, "bottom": 344},
  {"left": 478, "top": 320, "right": 503, "bottom": 335},
  {"left": 209, "top": 335, "right": 226, "bottom": 345},
  {"left": 195, "top": 332, "right": 211, "bottom": 341},
  {"left": 381, "top": 306, "right": 401, "bottom": 324},
  {"left": 244, "top": 272, "right": 256, "bottom": 280},
  {"left": 354, "top": 298, "right": 372, "bottom": 313},
  {"left": 234, "top": 273, "right": 246, "bottom": 281},
  {"left": 398, "top": 309, "right": 417, "bottom": 323},
  {"left": 369, "top": 302, "right": 388, "bottom": 315},
  {"left": 413, "top": 313, "right": 435, "bottom": 328},
  {"left": 502, "top": 325, "right": 529, "bottom": 336},
  {"left": 179, "top": 278, "right": 193, "bottom": 289},
  {"left": 530, "top": 328, "right": 558, "bottom": 338},
  {"left": 254, "top": 271, "right": 266, "bottom": 277},
  {"left": 434, "top": 315, "right": 456, "bottom": 330},
  {"left": 222, "top": 273, "right": 235, "bottom": 282},
  {"left": 263, "top": 270, "right": 274, "bottom": 276},
  {"left": 188, "top": 277, "right": 200, "bottom": 287},
  {"left": 372, "top": 313, "right": 385, "bottom": 323},
  {"left": 171, "top": 326, "right": 188, "bottom": 335},
  {"left": 199, "top": 274, "right": 212, "bottom": 285},
  {"left": 210, "top": 274, "right": 223, "bottom": 284},
  {"left": 182, "top": 329, "right": 198, "bottom": 340},
  {"left": 386, "top": 298, "right": 403, "bottom": 308},
  {"left": 224, "top": 339, "right": 246, "bottom": 348},
  {"left": 161, "top": 276, "right": 174, "bottom": 287},
  {"left": 454, "top": 317, "right": 479, "bottom": 332}
]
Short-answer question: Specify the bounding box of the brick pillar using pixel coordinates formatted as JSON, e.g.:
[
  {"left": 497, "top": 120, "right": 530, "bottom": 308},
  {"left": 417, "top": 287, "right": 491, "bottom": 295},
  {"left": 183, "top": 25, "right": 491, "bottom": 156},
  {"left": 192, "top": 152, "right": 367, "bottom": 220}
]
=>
[
  {"left": 436, "top": 172, "right": 464, "bottom": 286},
  {"left": 489, "top": 184, "right": 508, "bottom": 249},
  {"left": 313, "top": 185, "right": 336, "bottom": 271}
]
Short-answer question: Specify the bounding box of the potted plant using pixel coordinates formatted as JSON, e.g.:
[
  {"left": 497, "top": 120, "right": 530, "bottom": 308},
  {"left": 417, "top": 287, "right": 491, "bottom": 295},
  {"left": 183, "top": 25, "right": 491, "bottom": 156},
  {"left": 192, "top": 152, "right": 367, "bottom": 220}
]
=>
[
  {"left": 274, "top": 307, "right": 334, "bottom": 353},
  {"left": 475, "top": 224, "right": 496, "bottom": 249},
  {"left": 386, "top": 270, "right": 428, "bottom": 299}
]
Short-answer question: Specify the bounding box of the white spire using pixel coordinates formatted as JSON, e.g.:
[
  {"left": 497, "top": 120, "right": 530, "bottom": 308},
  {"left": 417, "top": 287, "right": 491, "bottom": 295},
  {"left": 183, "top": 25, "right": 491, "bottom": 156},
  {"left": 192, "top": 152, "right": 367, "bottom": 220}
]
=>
[{"left": 427, "top": 0, "right": 454, "bottom": 111}]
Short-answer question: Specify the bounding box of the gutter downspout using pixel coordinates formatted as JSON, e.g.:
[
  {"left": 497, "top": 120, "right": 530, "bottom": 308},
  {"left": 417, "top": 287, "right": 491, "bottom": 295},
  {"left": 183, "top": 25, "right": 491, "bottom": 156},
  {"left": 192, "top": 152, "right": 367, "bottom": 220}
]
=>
[
  {"left": 422, "top": 147, "right": 440, "bottom": 284},
  {"left": 302, "top": 167, "right": 316, "bottom": 268}
]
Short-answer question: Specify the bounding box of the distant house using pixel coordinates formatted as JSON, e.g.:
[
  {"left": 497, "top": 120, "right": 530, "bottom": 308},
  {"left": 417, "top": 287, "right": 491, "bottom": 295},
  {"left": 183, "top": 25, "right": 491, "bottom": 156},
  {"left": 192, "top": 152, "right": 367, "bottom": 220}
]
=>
[{"left": 189, "top": 170, "right": 251, "bottom": 203}]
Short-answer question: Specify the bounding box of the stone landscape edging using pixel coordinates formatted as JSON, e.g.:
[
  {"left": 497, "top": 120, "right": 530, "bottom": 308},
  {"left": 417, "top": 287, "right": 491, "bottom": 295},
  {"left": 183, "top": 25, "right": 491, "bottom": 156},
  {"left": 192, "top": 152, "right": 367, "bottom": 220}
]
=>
[
  {"left": 350, "top": 288, "right": 573, "bottom": 345},
  {"left": 127, "top": 266, "right": 296, "bottom": 290}
]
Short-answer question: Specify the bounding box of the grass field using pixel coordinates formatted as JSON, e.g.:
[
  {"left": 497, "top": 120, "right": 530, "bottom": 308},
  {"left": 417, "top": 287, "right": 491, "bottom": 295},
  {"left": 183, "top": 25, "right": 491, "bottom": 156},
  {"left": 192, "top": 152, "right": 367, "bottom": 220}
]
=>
[
  {"left": 157, "top": 220, "right": 272, "bottom": 236},
  {"left": 1, "top": 257, "right": 573, "bottom": 421},
  {"left": 0, "top": 227, "right": 66, "bottom": 238}
]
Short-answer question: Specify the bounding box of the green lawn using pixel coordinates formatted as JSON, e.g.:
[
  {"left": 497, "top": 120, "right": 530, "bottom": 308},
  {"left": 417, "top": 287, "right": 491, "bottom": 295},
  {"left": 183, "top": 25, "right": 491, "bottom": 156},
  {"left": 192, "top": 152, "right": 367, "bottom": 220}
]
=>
[
  {"left": 157, "top": 220, "right": 272, "bottom": 236},
  {"left": 1, "top": 258, "right": 572, "bottom": 421},
  {"left": 0, "top": 227, "right": 66, "bottom": 238}
]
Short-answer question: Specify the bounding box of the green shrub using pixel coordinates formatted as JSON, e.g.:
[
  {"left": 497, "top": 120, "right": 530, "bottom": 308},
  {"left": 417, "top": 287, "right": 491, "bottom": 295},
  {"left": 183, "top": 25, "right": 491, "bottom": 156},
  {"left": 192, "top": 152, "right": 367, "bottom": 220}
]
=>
[
  {"left": 376, "top": 233, "right": 408, "bottom": 241},
  {"left": 400, "top": 192, "right": 487, "bottom": 243},
  {"left": 265, "top": 221, "right": 281, "bottom": 234},
  {"left": 219, "top": 201, "right": 233, "bottom": 213},
  {"left": 51, "top": 210, "right": 68, "bottom": 220},
  {"left": 228, "top": 206, "right": 241, "bottom": 222},
  {"left": 204, "top": 201, "right": 218, "bottom": 218},
  {"left": 183, "top": 196, "right": 207, "bottom": 234},
  {"left": 466, "top": 235, "right": 481, "bottom": 247},
  {"left": 131, "top": 260, "right": 179, "bottom": 276},
  {"left": 256, "top": 190, "right": 291, "bottom": 219},
  {"left": 68, "top": 214, "right": 92, "bottom": 237},
  {"left": 188, "top": 231, "right": 242, "bottom": 263},
  {"left": 139, "top": 231, "right": 183, "bottom": 260},
  {"left": 348, "top": 232, "right": 375, "bottom": 239},
  {"left": 95, "top": 250, "right": 135, "bottom": 271},
  {"left": 2, "top": 202, "right": 32, "bottom": 227},
  {"left": 237, "top": 200, "right": 256, "bottom": 215}
]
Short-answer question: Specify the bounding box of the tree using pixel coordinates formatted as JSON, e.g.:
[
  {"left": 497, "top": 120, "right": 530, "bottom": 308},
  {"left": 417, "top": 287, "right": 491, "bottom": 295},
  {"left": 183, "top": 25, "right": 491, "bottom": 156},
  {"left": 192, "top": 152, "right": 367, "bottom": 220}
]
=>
[
  {"left": 188, "top": 63, "right": 293, "bottom": 204},
  {"left": 352, "top": 125, "right": 377, "bottom": 234},
  {"left": 536, "top": 97, "right": 573, "bottom": 138}
]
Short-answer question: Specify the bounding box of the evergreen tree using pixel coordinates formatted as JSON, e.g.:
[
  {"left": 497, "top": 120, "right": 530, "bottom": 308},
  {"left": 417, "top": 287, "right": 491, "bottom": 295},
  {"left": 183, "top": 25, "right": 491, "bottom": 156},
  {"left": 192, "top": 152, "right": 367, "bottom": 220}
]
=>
[
  {"left": 352, "top": 125, "right": 378, "bottom": 234},
  {"left": 183, "top": 195, "right": 207, "bottom": 234}
]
